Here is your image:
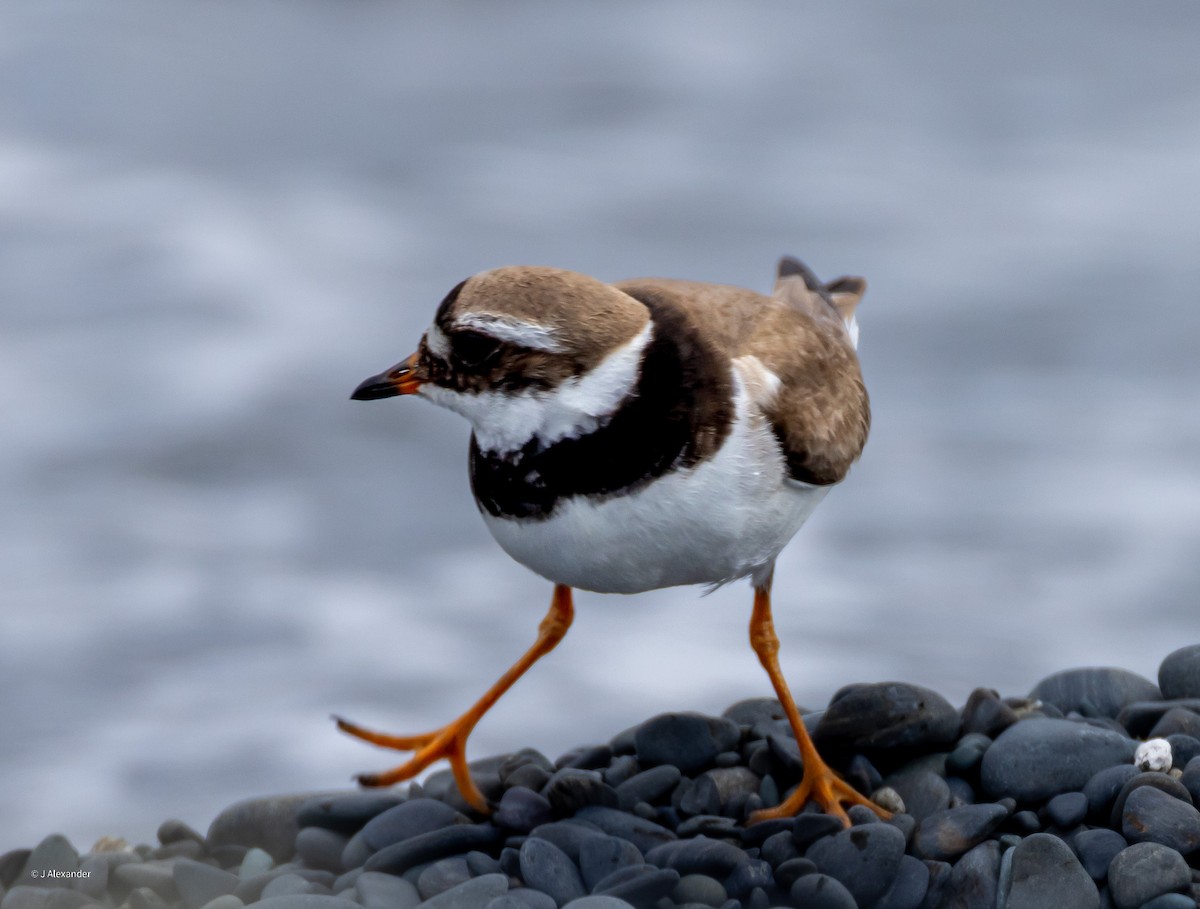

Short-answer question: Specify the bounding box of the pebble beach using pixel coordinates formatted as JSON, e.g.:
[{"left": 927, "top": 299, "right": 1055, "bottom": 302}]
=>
[{"left": 5, "top": 644, "right": 1200, "bottom": 909}]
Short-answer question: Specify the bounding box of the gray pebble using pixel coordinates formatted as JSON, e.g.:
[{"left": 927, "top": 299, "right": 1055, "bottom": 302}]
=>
[
  {"left": 1044, "top": 791, "right": 1089, "bottom": 829},
  {"left": 560, "top": 897, "right": 638, "bottom": 909},
  {"left": 1150, "top": 708, "right": 1200, "bottom": 739},
  {"left": 885, "top": 769, "right": 951, "bottom": 824},
  {"left": 207, "top": 794, "right": 315, "bottom": 864},
  {"left": 578, "top": 836, "right": 643, "bottom": 891},
  {"left": 815, "top": 682, "right": 961, "bottom": 752},
  {"left": 1166, "top": 734, "right": 1200, "bottom": 768},
  {"left": 262, "top": 872, "right": 327, "bottom": 898},
  {"left": 18, "top": 836, "right": 78, "bottom": 889},
  {"left": 1031, "top": 667, "right": 1161, "bottom": 719},
  {"left": 128, "top": 886, "right": 168, "bottom": 909},
  {"left": 1116, "top": 700, "right": 1200, "bottom": 738},
  {"left": 362, "top": 824, "right": 502, "bottom": 875},
  {"left": 172, "top": 858, "right": 239, "bottom": 909},
  {"left": 1001, "top": 833, "right": 1098, "bottom": 909},
  {"left": 354, "top": 870, "right": 420, "bottom": 909},
  {"left": 238, "top": 848, "right": 274, "bottom": 879},
  {"left": 197, "top": 896, "right": 245, "bottom": 909},
  {"left": 1182, "top": 757, "right": 1200, "bottom": 804},
  {"left": 1121, "top": 785, "right": 1200, "bottom": 853},
  {"left": 757, "top": 831, "right": 799, "bottom": 869},
  {"left": 1139, "top": 895, "right": 1197, "bottom": 909},
  {"left": 722, "top": 858, "right": 771, "bottom": 898},
  {"left": 1106, "top": 842, "right": 1191, "bottom": 909},
  {"left": 675, "top": 816, "right": 741, "bottom": 839},
  {"left": 416, "top": 856, "right": 472, "bottom": 900},
  {"left": 940, "top": 840, "right": 1000, "bottom": 909},
  {"left": 498, "top": 888, "right": 557, "bottom": 909},
  {"left": 593, "top": 865, "right": 680, "bottom": 906},
  {"left": 294, "top": 827, "right": 349, "bottom": 874},
  {"left": 806, "top": 821, "right": 905, "bottom": 907},
  {"left": 573, "top": 807, "right": 676, "bottom": 855},
  {"left": 788, "top": 873, "right": 857, "bottom": 909},
  {"left": 360, "top": 798, "right": 466, "bottom": 852},
  {"left": 773, "top": 857, "right": 817, "bottom": 891},
  {"left": 234, "top": 868, "right": 334, "bottom": 903},
  {"left": 684, "top": 769, "right": 759, "bottom": 819},
  {"left": 158, "top": 820, "right": 205, "bottom": 848},
  {"left": 614, "top": 765, "right": 682, "bottom": 814},
  {"left": 634, "top": 713, "right": 740, "bottom": 775},
  {"left": 960, "top": 688, "right": 1019, "bottom": 738},
  {"left": 645, "top": 836, "right": 747, "bottom": 877},
  {"left": 672, "top": 873, "right": 726, "bottom": 907},
  {"left": 791, "top": 814, "right": 844, "bottom": 851},
  {"left": 71, "top": 855, "right": 107, "bottom": 900},
  {"left": 0, "top": 887, "right": 52, "bottom": 909},
  {"left": 913, "top": 803, "right": 1008, "bottom": 862},
  {"left": 872, "top": 854, "right": 929, "bottom": 909},
  {"left": 1159, "top": 645, "right": 1200, "bottom": 700},
  {"left": 557, "top": 744, "right": 613, "bottom": 772},
  {"left": 980, "top": 717, "right": 1136, "bottom": 802},
  {"left": 1082, "top": 764, "right": 1140, "bottom": 821},
  {"left": 252, "top": 896, "right": 359, "bottom": 909},
  {"left": 1110, "top": 771, "right": 1194, "bottom": 829},
  {"left": 1070, "top": 828, "right": 1127, "bottom": 881},
  {"left": 466, "top": 851, "right": 500, "bottom": 877},
  {"left": 528, "top": 821, "right": 608, "bottom": 861},
  {"left": 602, "top": 755, "right": 641, "bottom": 789},
  {"left": 495, "top": 788, "right": 553, "bottom": 834},
  {"left": 519, "top": 839, "right": 586, "bottom": 907},
  {"left": 152, "top": 839, "right": 204, "bottom": 861},
  {"left": 296, "top": 793, "right": 403, "bottom": 836},
  {"left": 111, "top": 862, "right": 178, "bottom": 901},
  {"left": 945, "top": 734, "right": 991, "bottom": 775},
  {"left": 542, "top": 768, "right": 619, "bottom": 814}
]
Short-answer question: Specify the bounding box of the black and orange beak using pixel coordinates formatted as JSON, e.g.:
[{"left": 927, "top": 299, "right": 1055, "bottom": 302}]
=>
[{"left": 351, "top": 351, "right": 425, "bottom": 400}]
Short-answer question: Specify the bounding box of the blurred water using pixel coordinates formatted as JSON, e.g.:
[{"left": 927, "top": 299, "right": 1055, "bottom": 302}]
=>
[{"left": 3, "top": 0, "right": 1199, "bottom": 854}]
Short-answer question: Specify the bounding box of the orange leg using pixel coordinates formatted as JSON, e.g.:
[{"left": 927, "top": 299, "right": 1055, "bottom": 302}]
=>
[
  {"left": 335, "top": 584, "right": 574, "bottom": 814},
  {"left": 745, "top": 579, "right": 890, "bottom": 826}
]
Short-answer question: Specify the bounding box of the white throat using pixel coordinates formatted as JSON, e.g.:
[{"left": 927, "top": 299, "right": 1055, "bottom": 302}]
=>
[{"left": 421, "top": 321, "right": 653, "bottom": 455}]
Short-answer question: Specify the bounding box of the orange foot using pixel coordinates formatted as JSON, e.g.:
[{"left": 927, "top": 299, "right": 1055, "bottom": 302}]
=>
[
  {"left": 334, "top": 713, "right": 488, "bottom": 813},
  {"left": 748, "top": 753, "right": 890, "bottom": 826}
]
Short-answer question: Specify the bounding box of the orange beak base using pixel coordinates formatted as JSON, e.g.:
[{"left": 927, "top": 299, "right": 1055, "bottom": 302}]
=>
[{"left": 351, "top": 352, "right": 424, "bottom": 400}]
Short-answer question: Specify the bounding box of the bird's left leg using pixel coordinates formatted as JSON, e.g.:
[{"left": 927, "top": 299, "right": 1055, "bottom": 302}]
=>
[
  {"left": 335, "top": 583, "right": 574, "bottom": 813},
  {"left": 745, "top": 574, "right": 889, "bottom": 826}
]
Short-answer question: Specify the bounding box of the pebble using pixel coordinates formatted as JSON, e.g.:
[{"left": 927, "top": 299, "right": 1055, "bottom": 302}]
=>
[
  {"left": 294, "top": 827, "right": 349, "bottom": 873},
  {"left": 495, "top": 787, "right": 555, "bottom": 833},
  {"left": 578, "top": 837, "right": 643, "bottom": 891},
  {"left": 722, "top": 857, "right": 771, "bottom": 898},
  {"left": 260, "top": 873, "right": 324, "bottom": 899},
  {"left": 788, "top": 873, "right": 858, "bottom": 909},
  {"left": 680, "top": 768, "right": 760, "bottom": 818},
  {"left": 1135, "top": 738, "right": 1175, "bottom": 772},
  {"left": 198, "top": 896, "right": 245, "bottom": 909},
  {"left": 644, "top": 837, "right": 747, "bottom": 877},
  {"left": 1000, "top": 833, "right": 1098, "bottom": 909},
  {"left": 1030, "top": 667, "right": 1161, "bottom": 719},
  {"left": 416, "top": 856, "right": 472, "bottom": 900},
  {"left": 1106, "top": 842, "right": 1191, "bottom": 909},
  {"left": 633, "top": 713, "right": 740, "bottom": 774},
  {"left": 499, "top": 888, "right": 557, "bottom": 909},
  {"left": 814, "top": 682, "right": 961, "bottom": 754},
  {"left": 614, "top": 765, "right": 681, "bottom": 812},
  {"left": 940, "top": 840, "right": 1000, "bottom": 909},
  {"left": 1082, "top": 764, "right": 1139, "bottom": 821},
  {"left": 1120, "top": 785, "right": 1200, "bottom": 853},
  {"left": 207, "top": 795, "right": 314, "bottom": 864},
  {"left": 1165, "top": 733, "right": 1200, "bottom": 767},
  {"left": 1183, "top": 756, "right": 1200, "bottom": 803},
  {"left": 418, "top": 873, "right": 509, "bottom": 909},
  {"left": 573, "top": 807, "right": 676, "bottom": 854},
  {"left": 542, "top": 769, "right": 619, "bottom": 814},
  {"left": 1069, "top": 827, "right": 1127, "bottom": 881},
  {"left": 1116, "top": 699, "right": 1200, "bottom": 738},
  {"left": 18, "top": 836, "right": 78, "bottom": 890},
  {"left": 560, "top": 897, "right": 639, "bottom": 909},
  {"left": 172, "top": 859, "right": 239, "bottom": 909},
  {"left": 519, "top": 838, "right": 586, "bottom": 907},
  {"left": 111, "top": 863, "right": 178, "bottom": 901},
  {"left": 157, "top": 820, "right": 206, "bottom": 847},
  {"left": 1159, "top": 644, "right": 1200, "bottom": 699},
  {"left": 1044, "top": 790, "right": 1089, "bottom": 828},
  {"left": 872, "top": 854, "right": 929, "bottom": 909},
  {"left": 980, "top": 717, "right": 1136, "bottom": 801},
  {"left": 671, "top": 873, "right": 727, "bottom": 907},
  {"left": 361, "top": 824, "right": 503, "bottom": 874},
  {"left": 238, "top": 848, "right": 274, "bottom": 879},
  {"left": 528, "top": 820, "right": 608, "bottom": 861},
  {"left": 252, "top": 896, "right": 358, "bottom": 909},
  {"left": 960, "top": 688, "right": 1019, "bottom": 737},
  {"left": 354, "top": 871, "right": 420, "bottom": 909},
  {"left": 806, "top": 821, "right": 906, "bottom": 906},
  {"left": 912, "top": 803, "right": 1008, "bottom": 861},
  {"left": 885, "top": 768, "right": 951, "bottom": 823},
  {"left": 593, "top": 865, "right": 680, "bottom": 906},
  {"left": 1139, "top": 895, "right": 1197, "bottom": 909},
  {"left": 1109, "top": 771, "right": 1194, "bottom": 828},
  {"left": 792, "top": 813, "right": 845, "bottom": 850},
  {"left": 359, "top": 798, "right": 466, "bottom": 852},
  {"left": 296, "top": 793, "right": 404, "bottom": 836}
]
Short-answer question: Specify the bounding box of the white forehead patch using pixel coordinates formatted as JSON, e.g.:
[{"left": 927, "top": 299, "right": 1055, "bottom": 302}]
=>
[
  {"left": 420, "top": 321, "right": 653, "bottom": 454},
  {"left": 425, "top": 324, "right": 451, "bottom": 359},
  {"left": 453, "top": 312, "right": 565, "bottom": 353}
]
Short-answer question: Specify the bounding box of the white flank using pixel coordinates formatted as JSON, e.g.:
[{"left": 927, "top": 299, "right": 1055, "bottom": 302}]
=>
[
  {"left": 454, "top": 312, "right": 565, "bottom": 352},
  {"left": 420, "top": 320, "right": 654, "bottom": 455},
  {"left": 482, "top": 365, "right": 830, "bottom": 593}
]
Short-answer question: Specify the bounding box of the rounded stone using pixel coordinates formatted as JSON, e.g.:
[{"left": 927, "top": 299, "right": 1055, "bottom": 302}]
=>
[
  {"left": 253, "top": 897, "right": 358, "bottom": 909},
  {"left": 296, "top": 793, "right": 404, "bottom": 836},
  {"left": 157, "top": 820, "right": 205, "bottom": 847},
  {"left": 1159, "top": 645, "right": 1200, "bottom": 699},
  {"left": 1082, "top": 764, "right": 1139, "bottom": 821},
  {"left": 792, "top": 813, "right": 844, "bottom": 851},
  {"left": 561, "top": 897, "right": 639, "bottom": 909},
  {"left": 814, "top": 682, "right": 961, "bottom": 753},
  {"left": 294, "top": 827, "right": 350, "bottom": 873},
  {"left": 362, "top": 824, "right": 503, "bottom": 875},
  {"left": 913, "top": 803, "right": 1008, "bottom": 862},
  {"left": 644, "top": 836, "right": 747, "bottom": 877},
  {"left": 1110, "top": 771, "right": 1194, "bottom": 828},
  {"left": 573, "top": 806, "right": 676, "bottom": 855},
  {"left": 18, "top": 836, "right": 78, "bottom": 889},
  {"left": 773, "top": 857, "right": 817, "bottom": 891},
  {"left": 633, "top": 713, "right": 740, "bottom": 774},
  {"left": 884, "top": 769, "right": 951, "bottom": 823},
  {"left": 172, "top": 859, "right": 239, "bottom": 909},
  {"left": 1070, "top": 827, "right": 1127, "bottom": 881},
  {"left": 1120, "top": 785, "right": 1200, "bottom": 853},
  {"left": 942, "top": 841, "right": 1001, "bottom": 908},
  {"left": 519, "top": 838, "right": 586, "bottom": 907},
  {"left": 593, "top": 866, "right": 680, "bottom": 906},
  {"left": 805, "top": 821, "right": 906, "bottom": 907},
  {"left": 578, "top": 836, "right": 643, "bottom": 891},
  {"left": 494, "top": 787, "right": 554, "bottom": 834},
  {"left": 614, "top": 765, "right": 682, "bottom": 812},
  {"left": 1106, "top": 842, "right": 1191, "bottom": 909},
  {"left": 980, "top": 717, "right": 1136, "bottom": 802},
  {"left": 1139, "top": 895, "right": 1198, "bottom": 909},
  {"left": 354, "top": 870, "right": 420, "bottom": 909},
  {"left": 871, "top": 854, "right": 929, "bottom": 909},
  {"left": 1030, "top": 667, "right": 1161, "bottom": 719},
  {"left": 360, "top": 798, "right": 466, "bottom": 852},
  {"left": 1044, "top": 791, "right": 1089, "bottom": 829},
  {"left": 542, "top": 769, "right": 619, "bottom": 814},
  {"left": 1001, "top": 833, "right": 1098, "bottom": 909},
  {"left": 419, "top": 873, "right": 509, "bottom": 909},
  {"left": 960, "top": 688, "right": 1019, "bottom": 737},
  {"left": 416, "top": 857, "right": 472, "bottom": 900},
  {"left": 528, "top": 821, "right": 609, "bottom": 862},
  {"left": 1150, "top": 708, "right": 1200, "bottom": 739},
  {"left": 671, "top": 873, "right": 727, "bottom": 907},
  {"left": 197, "top": 896, "right": 245, "bottom": 909},
  {"left": 206, "top": 794, "right": 314, "bottom": 863},
  {"left": 789, "top": 873, "right": 858, "bottom": 909},
  {"left": 500, "top": 889, "right": 557, "bottom": 909}
]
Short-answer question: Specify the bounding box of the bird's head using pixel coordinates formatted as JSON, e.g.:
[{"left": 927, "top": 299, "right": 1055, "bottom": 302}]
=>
[{"left": 352, "top": 266, "right": 652, "bottom": 455}]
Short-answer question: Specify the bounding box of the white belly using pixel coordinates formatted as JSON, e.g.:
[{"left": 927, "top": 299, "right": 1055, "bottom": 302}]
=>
[{"left": 480, "top": 383, "right": 830, "bottom": 593}]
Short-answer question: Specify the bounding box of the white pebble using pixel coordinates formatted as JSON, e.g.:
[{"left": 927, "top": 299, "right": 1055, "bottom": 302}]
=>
[
  {"left": 238, "top": 847, "right": 274, "bottom": 879},
  {"left": 1133, "top": 738, "right": 1172, "bottom": 772},
  {"left": 870, "top": 786, "right": 906, "bottom": 814}
]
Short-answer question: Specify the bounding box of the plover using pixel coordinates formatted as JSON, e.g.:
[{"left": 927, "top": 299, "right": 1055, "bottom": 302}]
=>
[{"left": 339, "top": 257, "right": 883, "bottom": 824}]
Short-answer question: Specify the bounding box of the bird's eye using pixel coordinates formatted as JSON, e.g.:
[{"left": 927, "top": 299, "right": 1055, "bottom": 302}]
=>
[{"left": 451, "top": 330, "right": 502, "bottom": 367}]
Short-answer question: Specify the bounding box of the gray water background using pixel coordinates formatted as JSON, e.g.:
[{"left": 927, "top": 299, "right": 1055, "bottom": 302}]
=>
[{"left": 2, "top": 1, "right": 1199, "bottom": 853}]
